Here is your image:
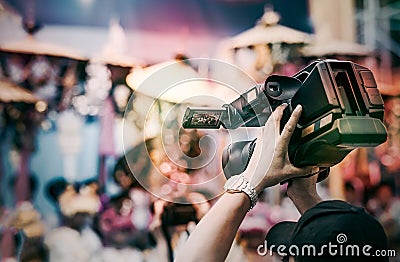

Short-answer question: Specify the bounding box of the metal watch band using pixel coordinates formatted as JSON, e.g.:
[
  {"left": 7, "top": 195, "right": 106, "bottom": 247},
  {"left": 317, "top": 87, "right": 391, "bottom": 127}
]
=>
[{"left": 224, "top": 175, "right": 258, "bottom": 210}]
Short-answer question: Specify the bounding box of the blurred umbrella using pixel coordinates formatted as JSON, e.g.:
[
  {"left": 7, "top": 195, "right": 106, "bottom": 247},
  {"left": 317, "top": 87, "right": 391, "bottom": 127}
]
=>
[
  {"left": 92, "top": 19, "right": 142, "bottom": 68},
  {"left": 0, "top": 35, "right": 87, "bottom": 60},
  {"left": 0, "top": 79, "right": 42, "bottom": 103},
  {"left": 92, "top": 54, "right": 141, "bottom": 68},
  {"left": 227, "top": 10, "right": 311, "bottom": 48},
  {"left": 126, "top": 58, "right": 254, "bottom": 106},
  {"left": 219, "top": 9, "right": 311, "bottom": 81},
  {"left": 126, "top": 59, "right": 198, "bottom": 87},
  {"left": 127, "top": 59, "right": 218, "bottom": 106},
  {"left": 301, "top": 40, "right": 372, "bottom": 57},
  {"left": 92, "top": 39, "right": 142, "bottom": 67}
]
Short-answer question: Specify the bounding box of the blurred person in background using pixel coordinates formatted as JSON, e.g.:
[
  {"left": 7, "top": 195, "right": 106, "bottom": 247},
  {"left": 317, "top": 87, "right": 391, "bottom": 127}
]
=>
[
  {"left": 344, "top": 180, "right": 364, "bottom": 207},
  {"left": 149, "top": 192, "right": 211, "bottom": 262},
  {"left": 0, "top": 175, "right": 48, "bottom": 262},
  {"left": 104, "top": 151, "right": 160, "bottom": 261},
  {"left": 113, "top": 156, "right": 143, "bottom": 191},
  {"left": 119, "top": 129, "right": 215, "bottom": 261},
  {"left": 367, "top": 183, "right": 400, "bottom": 253},
  {"left": 44, "top": 177, "right": 102, "bottom": 262},
  {"left": 1, "top": 202, "right": 48, "bottom": 262},
  {"left": 97, "top": 188, "right": 156, "bottom": 261},
  {"left": 147, "top": 155, "right": 211, "bottom": 261},
  {"left": 107, "top": 147, "right": 211, "bottom": 262}
]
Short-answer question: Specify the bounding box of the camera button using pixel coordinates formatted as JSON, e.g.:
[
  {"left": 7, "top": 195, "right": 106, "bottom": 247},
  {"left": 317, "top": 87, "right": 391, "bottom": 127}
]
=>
[
  {"left": 365, "top": 88, "right": 384, "bottom": 106},
  {"left": 359, "top": 71, "right": 377, "bottom": 88}
]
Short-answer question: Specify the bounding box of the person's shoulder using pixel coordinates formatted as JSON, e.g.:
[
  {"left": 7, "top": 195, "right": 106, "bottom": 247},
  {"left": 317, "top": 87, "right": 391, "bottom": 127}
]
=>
[
  {"left": 44, "top": 226, "right": 84, "bottom": 251},
  {"left": 45, "top": 226, "right": 79, "bottom": 239}
]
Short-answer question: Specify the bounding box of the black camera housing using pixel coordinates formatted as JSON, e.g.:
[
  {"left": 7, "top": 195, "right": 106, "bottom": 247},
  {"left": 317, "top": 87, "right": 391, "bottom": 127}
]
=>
[
  {"left": 182, "top": 60, "right": 387, "bottom": 178},
  {"left": 286, "top": 60, "right": 386, "bottom": 166}
]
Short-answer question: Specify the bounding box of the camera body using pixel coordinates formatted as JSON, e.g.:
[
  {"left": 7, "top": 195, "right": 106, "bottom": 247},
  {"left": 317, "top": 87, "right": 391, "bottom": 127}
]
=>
[
  {"left": 182, "top": 60, "right": 387, "bottom": 178},
  {"left": 285, "top": 60, "right": 386, "bottom": 166}
]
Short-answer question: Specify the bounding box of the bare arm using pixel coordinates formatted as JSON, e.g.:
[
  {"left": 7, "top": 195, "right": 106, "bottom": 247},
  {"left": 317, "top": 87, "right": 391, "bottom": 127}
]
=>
[
  {"left": 175, "top": 104, "right": 317, "bottom": 262},
  {"left": 176, "top": 193, "right": 250, "bottom": 262}
]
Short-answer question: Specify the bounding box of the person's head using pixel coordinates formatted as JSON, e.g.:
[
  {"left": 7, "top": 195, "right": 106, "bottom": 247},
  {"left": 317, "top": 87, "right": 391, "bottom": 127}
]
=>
[
  {"left": 45, "top": 177, "right": 101, "bottom": 230},
  {"left": 98, "top": 189, "right": 155, "bottom": 250},
  {"left": 375, "top": 183, "right": 394, "bottom": 207},
  {"left": 266, "top": 200, "right": 389, "bottom": 262},
  {"left": 113, "top": 157, "right": 138, "bottom": 189},
  {"left": 344, "top": 181, "right": 358, "bottom": 204}
]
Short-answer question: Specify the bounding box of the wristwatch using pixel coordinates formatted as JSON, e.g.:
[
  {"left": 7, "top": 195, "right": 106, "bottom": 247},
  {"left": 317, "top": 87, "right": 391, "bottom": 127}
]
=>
[{"left": 224, "top": 175, "right": 258, "bottom": 210}]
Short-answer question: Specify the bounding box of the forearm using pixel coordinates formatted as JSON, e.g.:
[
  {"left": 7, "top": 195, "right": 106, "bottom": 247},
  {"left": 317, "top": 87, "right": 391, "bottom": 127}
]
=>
[{"left": 175, "top": 192, "right": 251, "bottom": 262}]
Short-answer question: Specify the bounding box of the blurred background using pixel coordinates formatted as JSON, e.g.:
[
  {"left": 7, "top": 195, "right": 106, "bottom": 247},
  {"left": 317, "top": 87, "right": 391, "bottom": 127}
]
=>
[{"left": 0, "top": 0, "right": 399, "bottom": 261}]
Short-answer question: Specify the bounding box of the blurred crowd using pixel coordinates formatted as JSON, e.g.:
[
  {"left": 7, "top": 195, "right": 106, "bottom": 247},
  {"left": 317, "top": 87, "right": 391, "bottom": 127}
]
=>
[
  {"left": 0, "top": 110, "right": 399, "bottom": 262},
  {"left": 0, "top": 51, "right": 399, "bottom": 262},
  {"left": 0, "top": 155, "right": 209, "bottom": 262}
]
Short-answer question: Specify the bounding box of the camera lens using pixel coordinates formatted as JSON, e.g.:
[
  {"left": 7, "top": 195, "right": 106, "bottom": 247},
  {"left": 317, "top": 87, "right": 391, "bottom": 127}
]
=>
[{"left": 266, "top": 82, "right": 282, "bottom": 97}]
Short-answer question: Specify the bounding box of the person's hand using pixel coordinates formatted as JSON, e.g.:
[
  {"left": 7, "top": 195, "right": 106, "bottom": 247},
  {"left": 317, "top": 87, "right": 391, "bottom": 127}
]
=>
[
  {"left": 243, "top": 104, "right": 318, "bottom": 194},
  {"left": 149, "top": 199, "right": 167, "bottom": 230}
]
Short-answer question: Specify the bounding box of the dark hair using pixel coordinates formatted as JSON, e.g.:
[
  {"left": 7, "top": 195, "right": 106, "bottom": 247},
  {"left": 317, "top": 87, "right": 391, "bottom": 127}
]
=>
[
  {"left": 112, "top": 156, "right": 141, "bottom": 189},
  {"left": 45, "top": 177, "right": 99, "bottom": 204},
  {"left": 113, "top": 138, "right": 159, "bottom": 189},
  {"left": 45, "top": 177, "right": 68, "bottom": 203},
  {"left": 344, "top": 181, "right": 355, "bottom": 192}
]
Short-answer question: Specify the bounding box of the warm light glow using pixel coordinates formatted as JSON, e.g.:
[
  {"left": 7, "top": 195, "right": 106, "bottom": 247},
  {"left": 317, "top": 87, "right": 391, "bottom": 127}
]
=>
[{"left": 35, "top": 101, "right": 47, "bottom": 112}]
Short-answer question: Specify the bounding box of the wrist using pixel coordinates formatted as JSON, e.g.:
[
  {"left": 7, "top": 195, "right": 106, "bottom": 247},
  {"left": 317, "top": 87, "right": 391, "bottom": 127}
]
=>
[
  {"left": 254, "top": 182, "right": 272, "bottom": 195},
  {"left": 224, "top": 175, "right": 258, "bottom": 210},
  {"left": 223, "top": 190, "right": 252, "bottom": 211},
  {"left": 248, "top": 170, "right": 289, "bottom": 195},
  {"left": 243, "top": 171, "right": 266, "bottom": 196}
]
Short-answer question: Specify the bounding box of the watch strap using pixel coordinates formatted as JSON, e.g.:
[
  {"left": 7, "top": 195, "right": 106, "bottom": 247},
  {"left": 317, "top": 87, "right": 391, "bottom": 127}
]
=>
[{"left": 224, "top": 175, "right": 258, "bottom": 210}]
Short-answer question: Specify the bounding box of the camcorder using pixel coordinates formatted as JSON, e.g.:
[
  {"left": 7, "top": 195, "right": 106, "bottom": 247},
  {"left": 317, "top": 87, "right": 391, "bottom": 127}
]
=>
[{"left": 182, "top": 60, "right": 387, "bottom": 181}]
